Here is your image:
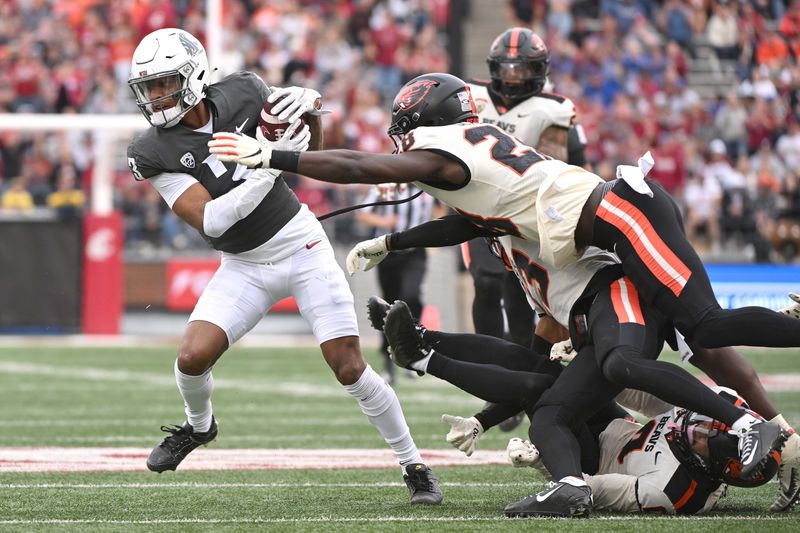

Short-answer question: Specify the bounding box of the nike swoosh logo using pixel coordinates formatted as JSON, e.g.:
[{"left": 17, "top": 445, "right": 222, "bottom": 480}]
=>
[
  {"left": 654, "top": 451, "right": 661, "bottom": 464},
  {"left": 305, "top": 240, "right": 322, "bottom": 250},
  {"left": 235, "top": 117, "right": 249, "bottom": 134},
  {"left": 536, "top": 485, "right": 562, "bottom": 502}
]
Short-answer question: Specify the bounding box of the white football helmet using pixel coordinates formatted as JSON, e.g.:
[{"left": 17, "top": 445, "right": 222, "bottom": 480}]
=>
[{"left": 128, "top": 28, "right": 209, "bottom": 128}]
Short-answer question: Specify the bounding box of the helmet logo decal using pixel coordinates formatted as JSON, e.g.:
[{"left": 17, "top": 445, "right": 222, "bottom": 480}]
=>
[
  {"left": 396, "top": 79, "right": 437, "bottom": 111},
  {"left": 179, "top": 32, "right": 200, "bottom": 57},
  {"left": 180, "top": 152, "right": 196, "bottom": 169}
]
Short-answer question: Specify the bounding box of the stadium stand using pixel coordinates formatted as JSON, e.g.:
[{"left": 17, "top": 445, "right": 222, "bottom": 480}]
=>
[{"left": 0, "top": 0, "right": 799, "bottom": 264}]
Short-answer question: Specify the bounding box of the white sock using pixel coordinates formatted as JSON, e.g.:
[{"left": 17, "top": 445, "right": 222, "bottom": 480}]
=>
[
  {"left": 344, "top": 365, "right": 423, "bottom": 469},
  {"left": 731, "top": 412, "right": 762, "bottom": 433},
  {"left": 410, "top": 349, "right": 433, "bottom": 373},
  {"left": 559, "top": 475, "right": 588, "bottom": 487},
  {"left": 771, "top": 414, "right": 800, "bottom": 466},
  {"left": 770, "top": 414, "right": 794, "bottom": 433},
  {"left": 174, "top": 360, "right": 214, "bottom": 433}
]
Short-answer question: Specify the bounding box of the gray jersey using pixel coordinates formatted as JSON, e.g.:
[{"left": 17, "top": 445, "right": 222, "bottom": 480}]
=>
[{"left": 127, "top": 71, "right": 300, "bottom": 254}]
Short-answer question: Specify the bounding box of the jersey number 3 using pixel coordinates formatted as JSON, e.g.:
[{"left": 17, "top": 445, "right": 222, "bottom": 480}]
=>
[{"left": 464, "top": 125, "right": 548, "bottom": 175}]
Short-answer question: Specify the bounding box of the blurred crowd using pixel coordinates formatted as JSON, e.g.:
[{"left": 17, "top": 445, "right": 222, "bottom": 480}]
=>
[{"left": 1, "top": 0, "right": 800, "bottom": 262}]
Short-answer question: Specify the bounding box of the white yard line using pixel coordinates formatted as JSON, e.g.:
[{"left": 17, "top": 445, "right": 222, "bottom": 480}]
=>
[
  {"left": 0, "top": 447, "right": 509, "bottom": 472},
  {"left": 0, "top": 516, "right": 794, "bottom": 524},
  {"left": 0, "top": 361, "right": 469, "bottom": 403}
]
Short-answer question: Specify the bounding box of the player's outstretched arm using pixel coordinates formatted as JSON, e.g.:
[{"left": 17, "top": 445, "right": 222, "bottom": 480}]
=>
[
  {"left": 345, "top": 215, "right": 491, "bottom": 275},
  {"left": 209, "top": 132, "right": 467, "bottom": 186}
]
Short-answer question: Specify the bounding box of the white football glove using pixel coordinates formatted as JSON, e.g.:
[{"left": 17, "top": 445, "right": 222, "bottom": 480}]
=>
[
  {"left": 208, "top": 119, "right": 309, "bottom": 169},
  {"left": 507, "top": 437, "right": 540, "bottom": 468},
  {"left": 442, "top": 414, "right": 483, "bottom": 457},
  {"left": 550, "top": 339, "right": 577, "bottom": 362},
  {"left": 345, "top": 235, "right": 390, "bottom": 276},
  {"left": 267, "top": 86, "right": 324, "bottom": 123},
  {"left": 779, "top": 292, "right": 800, "bottom": 320}
]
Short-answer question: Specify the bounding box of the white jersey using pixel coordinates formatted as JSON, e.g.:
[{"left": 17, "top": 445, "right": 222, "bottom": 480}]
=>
[
  {"left": 468, "top": 81, "right": 575, "bottom": 146},
  {"left": 591, "top": 410, "right": 726, "bottom": 515},
  {"left": 494, "top": 235, "right": 617, "bottom": 327},
  {"left": 404, "top": 123, "right": 602, "bottom": 267}
]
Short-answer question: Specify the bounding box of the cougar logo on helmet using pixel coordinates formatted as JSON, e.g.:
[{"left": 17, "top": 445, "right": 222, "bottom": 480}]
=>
[{"left": 396, "top": 80, "right": 437, "bottom": 111}]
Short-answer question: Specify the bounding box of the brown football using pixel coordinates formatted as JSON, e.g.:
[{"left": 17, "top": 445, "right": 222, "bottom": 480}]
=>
[{"left": 258, "top": 96, "right": 306, "bottom": 141}]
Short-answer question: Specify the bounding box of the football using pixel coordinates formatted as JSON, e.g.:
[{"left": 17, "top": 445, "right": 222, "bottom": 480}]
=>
[{"left": 258, "top": 96, "right": 306, "bottom": 141}]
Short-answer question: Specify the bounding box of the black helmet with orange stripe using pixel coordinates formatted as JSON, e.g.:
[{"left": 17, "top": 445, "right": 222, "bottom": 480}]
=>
[{"left": 487, "top": 27, "right": 549, "bottom": 102}]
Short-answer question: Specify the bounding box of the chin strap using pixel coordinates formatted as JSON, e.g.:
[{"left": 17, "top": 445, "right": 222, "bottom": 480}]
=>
[{"left": 316, "top": 190, "right": 423, "bottom": 221}]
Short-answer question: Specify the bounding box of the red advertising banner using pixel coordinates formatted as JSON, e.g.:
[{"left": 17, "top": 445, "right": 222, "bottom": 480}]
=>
[
  {"left": 165, "top": 258, "right": 298, "bottom": 313},
  {"left": 81, "top": 212, "right": 123, "bottom": 334}
]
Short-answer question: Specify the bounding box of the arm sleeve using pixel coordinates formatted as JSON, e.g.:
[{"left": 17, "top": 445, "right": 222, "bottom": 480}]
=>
[
  {"left": 202, "top": 168, "right": 281, "bottom": 238},
  {"left": 473, "top": 402, "right": 524, "bottom": 432},
  {"left": 387, "top": 214, "right": 493, "bottom": 250},
  {"left": 614, "top": 389, "right": 674, "bottom": 419},
  {"left": 149, "top": 172, "right": 198, "bottom": 208},
  {"left": 567, "top": 124, "right": 587, "bottom": 167}
]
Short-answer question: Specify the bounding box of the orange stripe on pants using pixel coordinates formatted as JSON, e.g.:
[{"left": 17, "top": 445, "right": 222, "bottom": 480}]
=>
[
  {"left": 673, "top": 480, "right": 697, "bottom": 511},
  {"left": 610, "top": 277, "right": 645, "bottom": 325},
  {"left": 597, "top": 192, "right": 692, "bottom": 297}
]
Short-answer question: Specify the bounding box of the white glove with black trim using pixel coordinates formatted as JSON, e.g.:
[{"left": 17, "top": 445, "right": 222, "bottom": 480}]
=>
[
  {"left": 779, "top": 292, "right": 800, "bottom": 320},
  {"left": 208, "top": 119, "right": 309, "bottom": 169},
  {"left": 267, "top": 86, "right": 325, "bottom": 123},
  {"left": 549, "top": 339, "right": 577, "bottom": 362},
  {"left": 345, "top": 235, "right": 390, "bottom": 276},
  {"left": 442, "top": 414, "right": 483, "bottom": 457}
]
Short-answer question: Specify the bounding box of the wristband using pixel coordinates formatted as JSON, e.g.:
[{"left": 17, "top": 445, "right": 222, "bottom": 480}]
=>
[{"left": 269, "top": 150, "right": 300, "bottom": 173}]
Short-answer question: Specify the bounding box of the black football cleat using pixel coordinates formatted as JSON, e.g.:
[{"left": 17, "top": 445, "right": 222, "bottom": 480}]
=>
[
  {"left": 383, "top": 301, "right": 430, "bottom": 372},
  {"left": 404, "top": 463, "right": 443, "bottom": 505},
  {"left": 366, "top": 296, "right": 391, "bottom": 331},
  {"left": 738, "top": 421, "right": 787, "bottom": 479},
  {"left": 146, "top": 417, "right": 218, "bottom": 472},
  {"left": 504, "top": 481, "right": 593, "bottom": 518}
]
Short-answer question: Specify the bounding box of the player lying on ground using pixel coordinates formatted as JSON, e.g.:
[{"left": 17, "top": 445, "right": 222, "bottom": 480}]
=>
[
  {"left": 349, "top": 212, "right": 800, "bottom": 515},
  {"left": 125, "top": 28, "right": 441, "bottom": 504},
  {"left": 371, "top": 298, "right": 787, "bottom": 515}
]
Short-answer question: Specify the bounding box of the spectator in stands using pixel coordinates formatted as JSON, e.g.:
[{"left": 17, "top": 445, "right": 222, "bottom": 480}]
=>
[
  {"left": 750, "top": 138, "right": 787, "bottom": 186},
  {"left": 46, "top": 170, "right": 85, "bottom": 219},
  {"left": 714, "top": 93, "right": 748, "bottom": 161},
  {"left": 1, "top": 176, "right": 34, "bottom": 213},
  {"left": 659, "top": 0, "right": 694, "bottom": 55},
  {"left": 776, "top": 120, "right": 800, "bottom": 170},
  {"left": 683, "top": 167, "right": 722, "bottom": 254},
  {"left": 707, "top": 0, "right": 740, "bottom": 61}
]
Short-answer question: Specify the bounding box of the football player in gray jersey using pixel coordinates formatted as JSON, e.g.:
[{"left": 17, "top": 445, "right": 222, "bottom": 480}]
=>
[{"left": 125, "top": 28, "right": 442, "bottom": 504}]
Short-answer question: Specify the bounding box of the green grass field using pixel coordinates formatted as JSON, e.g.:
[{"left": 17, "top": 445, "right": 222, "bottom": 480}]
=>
[{"left": 0, "top": 344, "right": 798, "bottom": 532}]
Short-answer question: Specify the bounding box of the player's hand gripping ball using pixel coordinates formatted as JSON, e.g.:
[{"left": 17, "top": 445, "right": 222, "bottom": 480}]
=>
[{"left": 258, "top": 96, "right": 308, "bottom": 142}]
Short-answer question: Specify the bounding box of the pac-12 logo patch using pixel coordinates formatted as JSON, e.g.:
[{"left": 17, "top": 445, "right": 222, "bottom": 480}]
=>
[
  {"left": 396, "top": 79, "right": 437, "bottom": 110},
  {"left": 180, "top": 152, "right": 195, "bottom": 169}
]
